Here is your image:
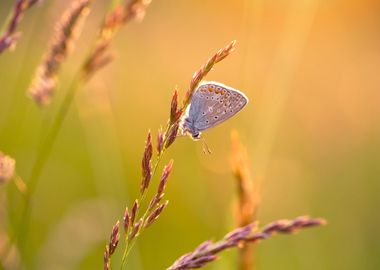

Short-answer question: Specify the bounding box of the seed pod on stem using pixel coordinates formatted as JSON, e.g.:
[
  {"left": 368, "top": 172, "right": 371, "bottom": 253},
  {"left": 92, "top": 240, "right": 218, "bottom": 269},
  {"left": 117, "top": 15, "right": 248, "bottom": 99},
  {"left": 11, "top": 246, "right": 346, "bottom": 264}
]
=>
[
  {"left": 140, "top": 131, "right": 153, "bottom": 194},
  {"left": 145, "top": 201, "right": 168, "bottom": 228},
  {"left": 123, "top": 206, "right": 130, "bottom": 233},
  {"left": 129, "top": 218, "right": 143, "bottom": 240},
  {"left": 165, "top": 122, "right": 179, "bottom": 149},
  {"left": 157, "top": 127, "right": 164, "bottom": 155},
  {"left": 108, "top": 220, "right": 120, "bottom": 255},
  {"left": 130, "top": 199, "right": 139, "bottom": 226}
]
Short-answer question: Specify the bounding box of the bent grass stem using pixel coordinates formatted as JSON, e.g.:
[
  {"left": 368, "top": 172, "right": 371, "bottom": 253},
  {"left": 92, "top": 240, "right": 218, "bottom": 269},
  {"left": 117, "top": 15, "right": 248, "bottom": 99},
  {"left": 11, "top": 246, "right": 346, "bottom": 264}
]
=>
[
  {"left": 119, "top": 123, "right": 171, "bottom": 269},
  {"left": 7, "top": 75, "right": 82, "bottom": 263}
]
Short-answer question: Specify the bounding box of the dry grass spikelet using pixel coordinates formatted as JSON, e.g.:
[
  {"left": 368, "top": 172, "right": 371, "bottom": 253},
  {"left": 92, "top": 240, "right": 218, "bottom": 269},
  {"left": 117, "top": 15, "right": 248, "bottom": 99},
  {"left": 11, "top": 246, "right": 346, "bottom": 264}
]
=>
[
  {"left": 0, "top": 152, "right": 16, "bottom": 184},
  {"left": 82, "top": 0, "right": 153, "bottom": 81},
  {"left": 182, "top": 40, "right": 236, "bottom": 109},
  {"left": 230, "top": 130, "right": 260, "bottom": 270},
  {"left": 0, "top": 0, "right": 41, "bottom": 54},
  {"left": 167, "top": 216, "right": 326, "bottom": 270},
  {"left": 28, "top": 0, "right": 91, "bottom": 106}
]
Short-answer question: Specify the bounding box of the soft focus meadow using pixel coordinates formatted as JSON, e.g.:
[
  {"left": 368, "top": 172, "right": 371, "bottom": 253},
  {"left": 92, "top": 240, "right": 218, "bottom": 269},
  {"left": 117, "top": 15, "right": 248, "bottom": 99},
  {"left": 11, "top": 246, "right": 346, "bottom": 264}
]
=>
[{"left": 0, "top": 0, "right": 379, "bottom": 269}]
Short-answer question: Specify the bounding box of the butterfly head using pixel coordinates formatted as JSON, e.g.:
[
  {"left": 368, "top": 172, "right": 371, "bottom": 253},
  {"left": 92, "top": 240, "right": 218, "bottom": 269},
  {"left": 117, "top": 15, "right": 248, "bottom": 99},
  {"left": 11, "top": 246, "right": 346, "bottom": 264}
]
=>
[
  {"left": 180, "top": 115, "right": 202, "bottom": 141},
  {"left": 191, "top": 131, "right": 201, "bottom": 141}
]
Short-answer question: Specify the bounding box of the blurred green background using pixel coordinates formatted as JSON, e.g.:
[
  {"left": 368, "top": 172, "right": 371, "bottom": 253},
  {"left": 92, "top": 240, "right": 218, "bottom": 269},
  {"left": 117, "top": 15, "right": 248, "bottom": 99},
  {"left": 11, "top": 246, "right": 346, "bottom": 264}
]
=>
[{"left": 1, "top": 0, "right": 380, "bottom": 269}]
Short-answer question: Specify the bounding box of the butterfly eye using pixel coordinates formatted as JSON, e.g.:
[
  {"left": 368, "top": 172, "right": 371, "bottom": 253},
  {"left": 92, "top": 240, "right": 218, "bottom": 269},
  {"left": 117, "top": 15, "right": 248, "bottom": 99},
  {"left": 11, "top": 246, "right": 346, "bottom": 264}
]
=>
[{"left": 192, "top": 132, "right": 201, "bottom": 140}]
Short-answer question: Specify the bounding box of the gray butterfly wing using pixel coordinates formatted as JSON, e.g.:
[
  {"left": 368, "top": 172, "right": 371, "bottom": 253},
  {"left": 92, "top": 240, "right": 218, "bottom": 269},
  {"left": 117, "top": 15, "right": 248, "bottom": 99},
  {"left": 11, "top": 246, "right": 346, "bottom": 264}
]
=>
[{"left": 190, "top": 82, "right": 248, "bottom": 132}]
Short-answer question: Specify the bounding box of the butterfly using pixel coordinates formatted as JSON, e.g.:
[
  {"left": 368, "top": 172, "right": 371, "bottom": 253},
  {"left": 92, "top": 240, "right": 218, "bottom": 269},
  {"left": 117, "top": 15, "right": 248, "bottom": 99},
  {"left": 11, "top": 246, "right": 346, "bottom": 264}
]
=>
[{"left": 180, "top": 81, "right": 249, "bottom": 140}]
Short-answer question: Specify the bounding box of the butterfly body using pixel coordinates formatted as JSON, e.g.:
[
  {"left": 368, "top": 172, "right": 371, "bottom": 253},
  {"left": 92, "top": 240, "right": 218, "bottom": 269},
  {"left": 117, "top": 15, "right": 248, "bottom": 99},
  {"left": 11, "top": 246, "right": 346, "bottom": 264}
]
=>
[{"left": 181, "top": 81, "right": 248, "bottom": 140}]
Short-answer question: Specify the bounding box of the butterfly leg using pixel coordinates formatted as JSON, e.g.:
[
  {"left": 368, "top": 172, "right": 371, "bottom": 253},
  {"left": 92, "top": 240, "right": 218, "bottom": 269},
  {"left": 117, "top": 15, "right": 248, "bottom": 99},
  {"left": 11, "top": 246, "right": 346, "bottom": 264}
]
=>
[{"left": 202, "top": 138, "right": 212, "bottom": 154}]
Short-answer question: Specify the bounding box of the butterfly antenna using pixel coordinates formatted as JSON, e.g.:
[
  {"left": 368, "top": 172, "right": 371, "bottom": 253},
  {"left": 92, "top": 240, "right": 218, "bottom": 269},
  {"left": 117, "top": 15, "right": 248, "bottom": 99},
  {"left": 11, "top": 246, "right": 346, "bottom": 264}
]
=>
[{"left": 202, "top": 138, "right": 212, "bottom": 154}]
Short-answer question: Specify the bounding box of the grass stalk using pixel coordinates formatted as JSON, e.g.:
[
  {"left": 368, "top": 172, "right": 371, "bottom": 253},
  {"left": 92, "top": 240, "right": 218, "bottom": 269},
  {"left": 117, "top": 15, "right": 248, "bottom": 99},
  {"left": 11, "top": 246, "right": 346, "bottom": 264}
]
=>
[
  {"left": 112, "top": 40, "right": 238, "bottom": 269},
  {"left": 9, "top": 0, "right": 150, "bottom": 262},
  {"left": 168, "top": 216, "right": 326, "bottom": 270},
  {"left": 4, "top": 75, "right": 82, "bottom": 264},
  {"left": 22, "top": 76, "right": 81, "bottom": 251},
  {"left": 119, "top": 150, "right": 165, "bottom": 269},
  {"left": 0, "top": 0, "right": 40, "bottom": 54}
]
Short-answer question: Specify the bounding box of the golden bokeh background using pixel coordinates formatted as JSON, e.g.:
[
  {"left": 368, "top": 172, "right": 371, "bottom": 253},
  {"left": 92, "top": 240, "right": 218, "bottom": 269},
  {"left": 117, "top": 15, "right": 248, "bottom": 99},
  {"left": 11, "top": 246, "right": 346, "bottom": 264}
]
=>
[{"left": 1, "top": 0, "right": 379, "bottom": 269}]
